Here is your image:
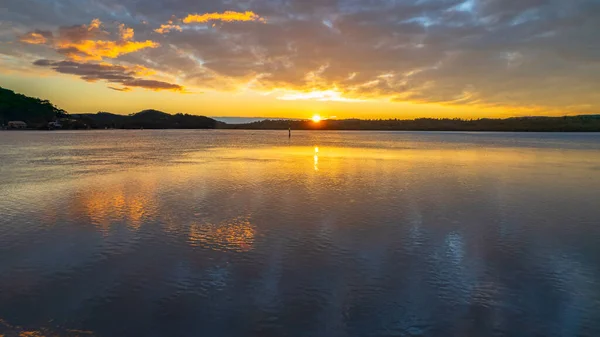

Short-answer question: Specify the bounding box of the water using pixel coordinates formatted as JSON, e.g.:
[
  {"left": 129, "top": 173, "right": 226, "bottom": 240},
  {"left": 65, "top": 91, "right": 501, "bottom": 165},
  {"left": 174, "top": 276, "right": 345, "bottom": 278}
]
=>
[{"left": 0, "top": 130, "right": 599, "bottom": 337}]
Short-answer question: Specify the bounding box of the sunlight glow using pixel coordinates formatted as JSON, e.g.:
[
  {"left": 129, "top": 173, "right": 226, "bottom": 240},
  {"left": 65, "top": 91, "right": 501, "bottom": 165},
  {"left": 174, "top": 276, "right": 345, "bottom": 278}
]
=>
[
  {"left": 312, "top": 114, "right": 322, "bottom": 123},
  {"left": 277, "top": 89, "right": 365, "bottom": 102}
]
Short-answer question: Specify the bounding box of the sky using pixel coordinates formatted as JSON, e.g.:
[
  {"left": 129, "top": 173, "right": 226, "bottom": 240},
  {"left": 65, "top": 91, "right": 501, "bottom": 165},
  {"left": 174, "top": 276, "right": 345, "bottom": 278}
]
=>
[{"left": 0, "top": 0, "right": 599, "bottom": 119}]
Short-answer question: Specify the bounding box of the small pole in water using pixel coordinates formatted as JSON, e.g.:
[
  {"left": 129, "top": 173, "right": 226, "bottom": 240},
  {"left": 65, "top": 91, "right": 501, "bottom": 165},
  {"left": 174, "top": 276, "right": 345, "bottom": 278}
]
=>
[{"left": 288, "top": 124, "right": 291, "bottom": 138}]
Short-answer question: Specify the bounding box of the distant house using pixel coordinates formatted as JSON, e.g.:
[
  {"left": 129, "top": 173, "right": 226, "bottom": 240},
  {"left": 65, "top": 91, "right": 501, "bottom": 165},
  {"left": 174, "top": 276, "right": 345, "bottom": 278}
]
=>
[
  {"left": 8, "top": 121, "right": 27, "bottom": 129},
  {"left": 48, "top": 121, "right": 62, "bottom": 129}
]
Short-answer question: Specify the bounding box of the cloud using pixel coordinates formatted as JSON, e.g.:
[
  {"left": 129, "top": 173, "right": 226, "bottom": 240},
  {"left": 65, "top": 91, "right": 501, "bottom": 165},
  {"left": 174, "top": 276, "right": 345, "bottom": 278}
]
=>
[
  {"left": 20, "top": 19, "right": 158, "bottom": 61},
  {"left": 108, "top": 86, "right": 132, "bottom": 92},
  {"left": 33, "top": 59, "right": 184, "bottom": 92},
  {"left": 119, "top": 24, "right": 134, "bottom": 41},
  {"left": 6, "top": 0, "right": 600, "bottom": 113},
  {"left": 154, "top": 11, "right": 265, "bottom": 34},
  {"left": 56, "top": 18, "right": 106, "bottom": 42},
  {"left": 182, "top": 11, "right": 266, "bottom": 24},
  {"left": 120, "top": 79, "right": 183, "bottom": 91},
  {"left": 154, "top": 21, "right": 182, "bottom": 34},
  {"left": 56, "top": 39, "right": 159, "bottom": 61},
  {"left": 18, "top": 30, "right": 53, "bottom": 44},
  {"left": 56, "top": 20, "right": 158, "bottom": 61}
]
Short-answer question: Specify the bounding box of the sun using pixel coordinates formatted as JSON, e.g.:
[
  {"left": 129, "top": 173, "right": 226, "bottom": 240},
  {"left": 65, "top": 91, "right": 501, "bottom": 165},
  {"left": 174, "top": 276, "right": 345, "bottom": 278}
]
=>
[{"left": 312, "top": 114, "right": 322, "bottom": 123}]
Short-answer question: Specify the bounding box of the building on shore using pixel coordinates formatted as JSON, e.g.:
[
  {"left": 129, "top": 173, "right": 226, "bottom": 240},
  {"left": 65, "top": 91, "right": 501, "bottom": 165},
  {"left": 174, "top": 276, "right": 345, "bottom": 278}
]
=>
[
  {"left": 7, "top": 121, "right": 27, "bottom": 129},
  {"left": 48, "top": 121, "right": 62, "bottom": 129}
]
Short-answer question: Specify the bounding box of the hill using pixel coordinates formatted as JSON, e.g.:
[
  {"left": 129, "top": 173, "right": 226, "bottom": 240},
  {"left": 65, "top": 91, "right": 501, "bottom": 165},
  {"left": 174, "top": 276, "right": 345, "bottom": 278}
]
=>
[
  {"left": 0, "top": 87, "right": 69, "bottom": 127},
  {"left": 0, "top": 87, "right": 221, "bottom": 129},
  {"left": 78, "top": 110, "right": 223, "bottom": 129}
]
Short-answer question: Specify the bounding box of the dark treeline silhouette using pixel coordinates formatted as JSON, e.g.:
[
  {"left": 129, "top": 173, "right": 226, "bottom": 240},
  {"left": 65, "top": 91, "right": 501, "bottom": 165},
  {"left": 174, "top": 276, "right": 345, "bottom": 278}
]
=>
[
  {"left": 0, "top": 87, "right": 69, "bottom": 126},
  {"left": 226, "top": 116, "right": 600, "bottom": 132},
  {"left": 0, "top": 86, "right": 221, "bottom": 129},
  {"left": 77, "top": 110, "right": 223, "bottom": 129},
  {"left": 2, "top": 86, "right": 600, "bottom": 131}
]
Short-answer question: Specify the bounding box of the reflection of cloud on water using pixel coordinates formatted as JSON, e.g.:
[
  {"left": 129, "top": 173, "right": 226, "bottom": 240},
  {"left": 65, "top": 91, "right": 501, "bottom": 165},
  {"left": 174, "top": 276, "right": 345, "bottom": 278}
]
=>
[
  {"left": 73, "top": 178, "right": 159, "bottom": 232},
  {"left": 445, "top": 232, "right": 465, "bottom": 264},
  {"left": 541, "top": 253, "right": 599, "bottom": 336},
  {"left": 428, "top": 231, "right": 477, "bottom": 308},
  {"left": 189, "top": 217, "right": 256, "bottom": 252},
  {"left": 201, "top": 265, "right": 230, "bottom": 290},
  {"left": 406, "top": 201, "right": 424, "bottom": 252}
]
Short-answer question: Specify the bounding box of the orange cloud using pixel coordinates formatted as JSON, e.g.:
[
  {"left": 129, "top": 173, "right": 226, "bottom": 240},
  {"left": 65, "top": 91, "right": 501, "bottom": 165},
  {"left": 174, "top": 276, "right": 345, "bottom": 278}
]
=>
[
  {"left": 57, "top": 39, "right": 159, "bottom": 61},
  {"left": 56, "top": 20, "right": 157, "bottom": 61},
  {"left": 88, "top": 18, "right": 102, "bottom": 30},
  {"left": 128, "top": 64, "right": 156, "bottom": 76},
  {"left": 182, "top": 11, "right": 266, "bottom": 24},
  {"left": 154, "top": 22, "right": 182, "bottom": 34},
  {"left": 21, "top": 19, "right": 178, "bottom": 93},
  {"left": 21, "top": 19, "right": 158, "bottom": 61},
  {"left": 19, "top": 31, "right": 52, "bottom": 44},
  {"left": 119, "top": 24, "right": 134, "bottom": 41},
  {"left": 154, "top": 11, "right": 265, "bottom": 34}
]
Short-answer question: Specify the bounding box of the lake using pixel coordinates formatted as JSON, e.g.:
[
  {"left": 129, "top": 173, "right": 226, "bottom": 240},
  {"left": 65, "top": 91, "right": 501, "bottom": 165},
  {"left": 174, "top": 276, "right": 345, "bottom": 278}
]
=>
[{"left": 1, "top": 130, "right": 599, "bottom": 337}]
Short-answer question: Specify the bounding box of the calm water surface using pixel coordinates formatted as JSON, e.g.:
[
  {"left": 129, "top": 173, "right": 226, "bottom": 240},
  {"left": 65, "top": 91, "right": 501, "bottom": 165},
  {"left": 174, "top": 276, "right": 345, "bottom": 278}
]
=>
[{"left": 0, "top": 130, "right": 599, "bottom": 336}]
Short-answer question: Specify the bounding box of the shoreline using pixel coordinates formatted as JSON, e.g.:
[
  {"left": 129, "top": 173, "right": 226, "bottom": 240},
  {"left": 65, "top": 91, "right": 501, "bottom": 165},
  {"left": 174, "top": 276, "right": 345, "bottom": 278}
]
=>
[{"left": 2, "top": 128, "right": 600, "bottom": 133}]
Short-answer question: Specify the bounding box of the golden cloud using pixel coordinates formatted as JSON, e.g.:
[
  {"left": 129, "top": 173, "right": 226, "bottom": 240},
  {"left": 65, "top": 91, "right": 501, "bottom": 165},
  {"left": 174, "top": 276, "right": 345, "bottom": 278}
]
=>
[
  {"left": 20, "top": 19, "right": 158, "bottom": 61},
  {"left": 128, "top": 64, "right": 156, "bottom": 77},
  {"left": 57, "top": 20, "right": 158, "bottom": 61},
  {"left": 88, "top": 18, "right": 102, "bottom": 31},
  {"left": 154, "top": 11, "right": 267, "bottom": 34},
  {"left": 19, "top": 31, "right": 52, "bottom": 44},
  {"left": 119, "top": 23, "right": 134, "bottom": 41},
  {"left": 57, "top": 39, "right": 159, "bottom": 61},
  {"left": 182, "top": 11, "right": 266, "bottom": 24},
  {"left": 20, "top": 19, "right": 179, "bottom": 92},
  {"left": 154, "top": 22, "right": 182, "bottom": 34},
  {"left": 154, "top": 11, "right": 265, "bottom": 34},
  {"left": 20, "top": 32, "right": 47, "bottom": 44}
]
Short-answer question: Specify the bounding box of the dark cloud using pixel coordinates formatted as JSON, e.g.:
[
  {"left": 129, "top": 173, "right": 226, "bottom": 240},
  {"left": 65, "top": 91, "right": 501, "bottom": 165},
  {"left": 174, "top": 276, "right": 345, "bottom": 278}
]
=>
[
  {"left": 108, "top": 86, "right": 132, "bottom": 92},
  {"left": 32, "top": 59, "right": 55, "bottom": 66},
  {"left": 57, "top": 19, "right": 106, "bottom": 42},
  {"left": 33, "top": 59, "right": 183, "bottom": 92},
  {"left": 121, "top": 78, "right": 183, "bottom": 91}
]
